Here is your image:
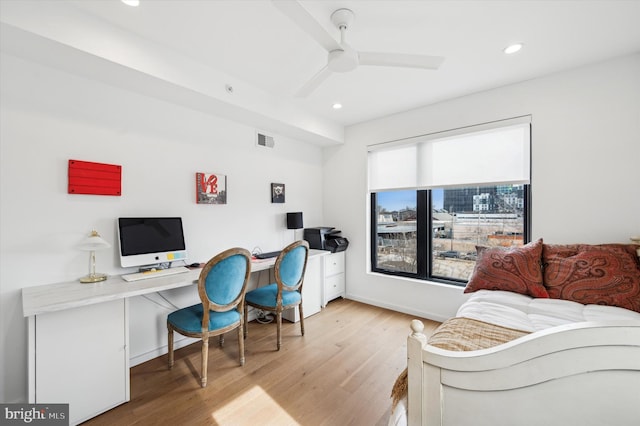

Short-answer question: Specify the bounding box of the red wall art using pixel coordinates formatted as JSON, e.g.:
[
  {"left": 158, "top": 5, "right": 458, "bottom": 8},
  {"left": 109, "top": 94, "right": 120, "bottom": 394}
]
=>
[
  {"left": 68, "top": 159, "right": 122, "bottom": 196},
  {"left": 196, "top": 172, "right": 227, "bottom": 204}
]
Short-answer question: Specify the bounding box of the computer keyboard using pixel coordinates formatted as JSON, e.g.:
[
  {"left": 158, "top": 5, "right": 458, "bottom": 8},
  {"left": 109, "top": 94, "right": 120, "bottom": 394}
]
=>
[
  {"left": 122, "top": 266, "right": 190, "bottom": 282},
  {"left": 254, "top": 251, "right": 281, "bottom": 259}
]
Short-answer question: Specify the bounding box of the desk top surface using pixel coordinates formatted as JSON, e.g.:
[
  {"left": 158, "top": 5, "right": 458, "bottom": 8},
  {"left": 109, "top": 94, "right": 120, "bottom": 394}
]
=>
[{"left": 23, "top": 249, "right": 329, "bottom": 317}]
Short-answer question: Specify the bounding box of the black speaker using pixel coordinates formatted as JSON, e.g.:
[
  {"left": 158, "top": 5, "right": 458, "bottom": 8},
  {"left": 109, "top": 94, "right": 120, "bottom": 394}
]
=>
[{"left": 286, "top": 212, "right": 303, "bottom": 229}]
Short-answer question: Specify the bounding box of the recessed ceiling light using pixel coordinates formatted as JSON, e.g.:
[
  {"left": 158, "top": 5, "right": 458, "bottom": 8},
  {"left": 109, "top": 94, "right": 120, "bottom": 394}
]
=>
[
  {"left": 121, "top": 0, "right": 140, "bottom": 7},
  {"left": 332, "top": 103, "right": 342, "bottom": 110},
  {"left": 504, "top": 43, "right": 523, "bottom": 54}
]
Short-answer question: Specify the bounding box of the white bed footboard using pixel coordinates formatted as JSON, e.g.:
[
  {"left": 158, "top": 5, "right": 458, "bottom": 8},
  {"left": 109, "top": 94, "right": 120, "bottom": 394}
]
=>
[{"left": 407, "top": 319, "right": 640, "bottom": 426}]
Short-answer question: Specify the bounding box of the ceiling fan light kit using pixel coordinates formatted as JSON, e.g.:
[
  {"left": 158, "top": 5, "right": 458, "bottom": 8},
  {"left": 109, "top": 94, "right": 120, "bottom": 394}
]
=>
[
  {"left": 272, "top": 0, "right": 445, "bottom": 97},
  {"left": 328, "top": 46, "right": 358, "bottom": 73}
]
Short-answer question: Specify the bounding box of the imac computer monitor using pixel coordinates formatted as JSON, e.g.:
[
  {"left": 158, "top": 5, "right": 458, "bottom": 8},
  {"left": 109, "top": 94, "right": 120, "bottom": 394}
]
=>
[{"left": 117, "top": 217, "right": 187, "bottom": 268}]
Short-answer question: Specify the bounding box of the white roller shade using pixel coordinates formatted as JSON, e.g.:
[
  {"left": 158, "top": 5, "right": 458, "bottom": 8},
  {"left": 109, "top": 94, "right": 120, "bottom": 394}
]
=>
[
  {"left": 418, "top": 123, "right": 530, "bottom": 188},
  {"left": 368, "top": 145, "right": 417, "bottom": 191},
  {"left": 368, "top": 117, "right": 530, "bottom": 191}
]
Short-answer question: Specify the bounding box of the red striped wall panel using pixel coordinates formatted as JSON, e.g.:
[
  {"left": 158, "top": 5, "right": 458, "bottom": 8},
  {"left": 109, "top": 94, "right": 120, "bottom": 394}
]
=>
[{"left": 68, "top": 159, "right": 122, "bottom": 196}]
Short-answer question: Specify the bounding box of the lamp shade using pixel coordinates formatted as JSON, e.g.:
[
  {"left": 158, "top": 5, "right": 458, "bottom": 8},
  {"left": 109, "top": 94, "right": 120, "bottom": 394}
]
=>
[
  {"left": 286, "top": 212, "right": 303, "bottom": 229},
  {"left": 77, "top": 230, "right": 111, "bottom": 251},
  {"left": 78, "top": 230, "right": 111, "bottom": 283}
]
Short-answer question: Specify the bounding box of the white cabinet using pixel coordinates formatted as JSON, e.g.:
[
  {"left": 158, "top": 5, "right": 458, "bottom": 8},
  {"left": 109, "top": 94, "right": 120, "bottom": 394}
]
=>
[
  {"left": 322, "top": 251, "right": 345, "bottom": 307},
  {"left": 282, "top": 251, "right": 323, "bottom": 323},
  {"left": 29, "top": 299, "right": 130, "bottom": 425},
  {"left": 282, "top": 250, "right": 346, "bottom": 320}
]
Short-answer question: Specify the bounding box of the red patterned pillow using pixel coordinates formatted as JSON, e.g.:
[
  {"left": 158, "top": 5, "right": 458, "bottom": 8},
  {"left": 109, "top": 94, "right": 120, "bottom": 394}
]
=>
[
  {"left": 542, "top": 244, "right": 640, "bottom": 312},
  {"left": 464, "top": 239, "right": 548, "bottom": 298}
]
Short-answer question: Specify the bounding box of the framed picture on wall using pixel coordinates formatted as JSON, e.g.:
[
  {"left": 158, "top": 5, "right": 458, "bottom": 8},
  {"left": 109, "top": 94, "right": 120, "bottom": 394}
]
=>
[
  {"left": 196, "top": 172, "right": 227, "bottom": 204},
  {"left": 271, "top": 183, "right": 285, "bottom": 203}
]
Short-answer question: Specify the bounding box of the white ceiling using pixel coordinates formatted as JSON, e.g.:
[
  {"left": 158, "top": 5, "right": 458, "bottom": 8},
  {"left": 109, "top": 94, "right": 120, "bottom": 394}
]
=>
[{"left": 2, "top": 0, "right": 640, "bottom": 144}]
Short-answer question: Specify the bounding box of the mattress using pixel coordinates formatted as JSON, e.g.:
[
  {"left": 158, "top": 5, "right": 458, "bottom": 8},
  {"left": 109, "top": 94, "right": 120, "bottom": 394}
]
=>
[{"left": 457, "top": 289, "right": 640, "bottom": 332}]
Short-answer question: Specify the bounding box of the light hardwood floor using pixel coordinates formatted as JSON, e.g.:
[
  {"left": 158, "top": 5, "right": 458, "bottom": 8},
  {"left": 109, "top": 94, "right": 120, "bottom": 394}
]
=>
[{"left": 84, "top": 298, "right": 439, "bottom": 426}]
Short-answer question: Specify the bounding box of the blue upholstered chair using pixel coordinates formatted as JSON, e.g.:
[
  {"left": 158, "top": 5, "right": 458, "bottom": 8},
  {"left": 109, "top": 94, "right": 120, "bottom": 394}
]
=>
[
  {"left": 167, "top": 247, "right": 251, "bottom": 387},
  {"left": 244, "top": 240, "right": 309, "bottom": 350}
]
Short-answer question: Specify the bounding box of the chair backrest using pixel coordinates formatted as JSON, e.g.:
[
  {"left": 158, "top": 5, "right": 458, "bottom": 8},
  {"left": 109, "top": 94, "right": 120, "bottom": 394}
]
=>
[
  {"left": 197, "top": 247, "right": 251, "bottom": 313},
  {"left": 275, "top": 240, "right": 309, "bottom": 293}
]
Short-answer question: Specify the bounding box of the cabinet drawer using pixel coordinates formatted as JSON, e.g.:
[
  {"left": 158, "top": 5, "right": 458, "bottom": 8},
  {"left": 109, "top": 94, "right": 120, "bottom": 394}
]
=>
[
  {"left": 324, "top": 252, "right": 345, "bottom": 276},
  {"left": 325, "top": 273, "right": 345, "bottom": 299}
]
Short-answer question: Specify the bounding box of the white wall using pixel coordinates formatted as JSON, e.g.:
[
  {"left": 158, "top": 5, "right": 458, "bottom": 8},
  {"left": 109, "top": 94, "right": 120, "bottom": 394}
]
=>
[
  {"left": 0, "top": 52, "right": 324, "bottom": 403},
  {"left": 323, "top": 53, "right": 640, "bottom": 322}
]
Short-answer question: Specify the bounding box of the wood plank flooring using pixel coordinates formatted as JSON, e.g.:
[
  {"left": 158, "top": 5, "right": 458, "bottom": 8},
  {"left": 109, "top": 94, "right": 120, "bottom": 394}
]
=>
[{"left": 83, "top": 298, "right": 440, "bottom": 426}]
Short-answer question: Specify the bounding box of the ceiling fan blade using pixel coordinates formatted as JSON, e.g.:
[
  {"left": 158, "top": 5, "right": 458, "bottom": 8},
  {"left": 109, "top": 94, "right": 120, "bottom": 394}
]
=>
[
  {"left": 295, "top": 66, "right": 332, "bottom": 98},
  {"left": 359, "top": 52, "right": 445, "bottom": 70},
  {"left": 272, "top": 0, "right": 342, "bottom": 52}
]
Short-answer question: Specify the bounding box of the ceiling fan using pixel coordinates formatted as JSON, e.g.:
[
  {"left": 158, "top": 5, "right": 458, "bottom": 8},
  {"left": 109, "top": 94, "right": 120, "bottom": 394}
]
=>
[{"left": 272, "top": 0, "right": 445, "bottom": 97}]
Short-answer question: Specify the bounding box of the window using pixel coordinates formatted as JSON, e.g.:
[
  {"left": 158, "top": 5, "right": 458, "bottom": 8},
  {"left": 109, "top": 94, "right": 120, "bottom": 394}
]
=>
[
  {"left": 369, "top": 117, "right": 531, "bottom": 285},
  {"left": 373, "top": 190, "right": 418, "bottom": 274}
]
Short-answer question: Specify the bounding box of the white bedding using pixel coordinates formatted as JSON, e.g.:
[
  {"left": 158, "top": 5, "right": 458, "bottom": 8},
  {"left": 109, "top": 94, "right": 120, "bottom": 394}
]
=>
[
  {"left": 388, "top": 290, "right": 640, "bottom": 426},
  {"left": 457, "top": 290, "right": 640, "bottom": 332}
]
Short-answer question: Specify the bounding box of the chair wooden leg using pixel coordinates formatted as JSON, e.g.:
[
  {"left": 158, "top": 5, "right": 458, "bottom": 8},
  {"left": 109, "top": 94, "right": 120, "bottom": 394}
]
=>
[
  {"left": 276, "top": 312, "right": 282, "bottom": 351},
  {"left": 243, "top": 304, "right": 248, "bottom": 339},
  {"left": 167, "top": 327, "right": 174, "bottom": 369},
  {"left": 201, "top": 336, "right": 209, "bottom": 388},
  {"left": 238, "top": 321, "right": 245, "bottom": 366},
  {"left": 299, "top": 304, "right": 305, "bottom": 336}
]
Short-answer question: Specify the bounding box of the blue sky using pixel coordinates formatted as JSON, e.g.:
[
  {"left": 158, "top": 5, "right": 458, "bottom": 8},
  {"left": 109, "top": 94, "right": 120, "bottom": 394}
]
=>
[{"left": 377, "top": 189, "right": 444, "bottom": 211}]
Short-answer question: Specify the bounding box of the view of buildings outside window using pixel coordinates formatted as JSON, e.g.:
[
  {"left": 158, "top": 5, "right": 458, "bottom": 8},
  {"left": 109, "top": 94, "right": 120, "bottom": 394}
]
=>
[{"left": 374, "top": 185, "right": 525, "bottom": 281}]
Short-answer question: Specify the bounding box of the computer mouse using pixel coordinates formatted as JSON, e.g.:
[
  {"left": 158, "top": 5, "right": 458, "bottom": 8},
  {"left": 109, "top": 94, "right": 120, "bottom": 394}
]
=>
[{"left": 189, "top": 262, "right": 201, "bottom": 268}]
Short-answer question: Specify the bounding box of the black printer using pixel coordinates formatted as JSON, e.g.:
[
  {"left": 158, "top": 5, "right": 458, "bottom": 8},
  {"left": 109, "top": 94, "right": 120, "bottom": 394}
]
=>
[{"left": 303, "top": 227, "right": 349, "bottom": 253}]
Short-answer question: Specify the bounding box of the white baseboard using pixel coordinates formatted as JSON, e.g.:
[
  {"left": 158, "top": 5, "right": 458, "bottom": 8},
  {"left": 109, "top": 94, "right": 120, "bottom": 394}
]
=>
[
  {"left": 344, "top": 293, "right": 450, "bottom": 323},
  {"left": 130, "top": 336, "right": 196, "bottom": 367}
]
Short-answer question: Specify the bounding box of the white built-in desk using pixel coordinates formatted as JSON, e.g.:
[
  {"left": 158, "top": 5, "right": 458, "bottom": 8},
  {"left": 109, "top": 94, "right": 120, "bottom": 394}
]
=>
[{"left": 22, "top": 250, "right": 328, "bottom": 425}]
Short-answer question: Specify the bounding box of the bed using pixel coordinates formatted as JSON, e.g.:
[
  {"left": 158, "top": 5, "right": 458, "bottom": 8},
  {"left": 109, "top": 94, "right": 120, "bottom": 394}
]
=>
[{"left": 390, "top": 240, "right": 640, "bottom": 426}]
